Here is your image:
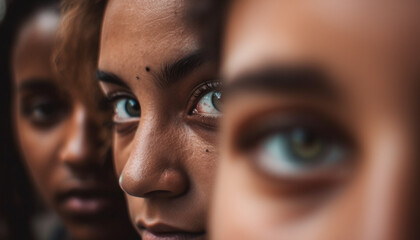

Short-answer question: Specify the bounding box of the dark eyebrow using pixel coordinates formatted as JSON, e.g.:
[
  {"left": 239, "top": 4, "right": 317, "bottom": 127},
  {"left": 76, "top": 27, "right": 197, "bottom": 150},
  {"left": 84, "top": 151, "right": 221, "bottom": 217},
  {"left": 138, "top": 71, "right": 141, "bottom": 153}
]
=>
[
  {"left": 18, "top": 79, "right": 56, "bottom": 92},
  {"left": 155, "top": 51, "right": 207, "bottom": 89},
  {"left": 225, "top": 66, "right": 338, "bottom": 100},
  {"left": 96, "top": 70, "right": 129, "bottom": 88}
]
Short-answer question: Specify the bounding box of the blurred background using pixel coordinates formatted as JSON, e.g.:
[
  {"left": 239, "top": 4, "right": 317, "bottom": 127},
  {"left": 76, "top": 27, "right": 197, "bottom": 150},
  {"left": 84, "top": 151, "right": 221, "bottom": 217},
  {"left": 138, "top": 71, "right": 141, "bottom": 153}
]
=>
[{"left": 1, "top": 1, "right": 59, "bottom": 239}]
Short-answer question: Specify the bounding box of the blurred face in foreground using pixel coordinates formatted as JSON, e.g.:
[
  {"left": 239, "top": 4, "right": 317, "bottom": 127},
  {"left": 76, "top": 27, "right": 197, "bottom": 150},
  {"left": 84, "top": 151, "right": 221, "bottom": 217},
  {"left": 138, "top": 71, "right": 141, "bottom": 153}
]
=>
[
  {"left": 98, "top": 0, "right": 220, "bottom": 239},
  {"left": 12, "top": 9, "right": 136, "bottom": 240},
  {"left": 212, "top": 0, "right": 420, "bottom": 239}
]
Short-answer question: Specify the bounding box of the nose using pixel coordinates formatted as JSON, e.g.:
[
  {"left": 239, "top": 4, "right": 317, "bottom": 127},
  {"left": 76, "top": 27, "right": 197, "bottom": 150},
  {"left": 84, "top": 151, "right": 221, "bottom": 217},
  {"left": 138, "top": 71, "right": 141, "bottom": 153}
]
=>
[
  {"left": 119, "top": 121, "right": 189, "bottom": 199},
  {"left": 58, "top": 104, "right": 100, "bottom": 169}
]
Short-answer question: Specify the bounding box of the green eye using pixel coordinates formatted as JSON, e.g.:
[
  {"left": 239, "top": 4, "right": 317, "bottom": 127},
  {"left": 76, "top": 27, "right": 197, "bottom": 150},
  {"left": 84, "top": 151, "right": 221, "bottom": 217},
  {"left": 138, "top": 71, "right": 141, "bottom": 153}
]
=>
[
  {"left": 258, "top": 126, "right": 346, "bottom": 176},
  {"left": 114, "top": 98, "right": 140, "bottom": 122},
  {"left": 194, "top": 90, "right": 222, "bottom": 116},
  {"left": 288, "top": 128, "right": 325, "bottom": 164}
]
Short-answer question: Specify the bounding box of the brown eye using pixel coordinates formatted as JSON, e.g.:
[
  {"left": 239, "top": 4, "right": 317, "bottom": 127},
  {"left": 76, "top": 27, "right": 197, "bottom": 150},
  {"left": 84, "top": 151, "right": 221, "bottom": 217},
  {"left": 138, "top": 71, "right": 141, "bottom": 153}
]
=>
[{"left": 21, "top": 97, "right": 68, "bottom": 128}]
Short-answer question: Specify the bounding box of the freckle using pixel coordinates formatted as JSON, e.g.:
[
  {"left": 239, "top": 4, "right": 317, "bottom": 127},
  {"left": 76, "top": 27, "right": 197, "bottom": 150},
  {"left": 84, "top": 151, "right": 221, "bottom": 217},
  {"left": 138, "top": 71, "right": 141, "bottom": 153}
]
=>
[
  {"left": 206, "top": 149, "right": 209, "bottom": 153},
  {"left": 145, "top": 66, "right": 150, "bottom": 72},
  {"left": 136, "top": 76, "right": 140, "bottom": 80}
]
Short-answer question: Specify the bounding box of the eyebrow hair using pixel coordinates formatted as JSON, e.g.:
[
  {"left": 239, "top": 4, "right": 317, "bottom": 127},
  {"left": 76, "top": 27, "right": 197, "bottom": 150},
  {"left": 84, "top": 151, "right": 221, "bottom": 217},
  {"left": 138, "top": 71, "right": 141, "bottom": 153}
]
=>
[
  {"left": 18, "top": 79, "right": 57, "bottom": 92},
  {"left": 96, "top": 70, "right": 129, "bottom": 88},
  {"left": 225, "top": 66, "right": 338, "bottom": 100},
  {"left": 155, "top": 51, "right": 207, "bottom": 89}
]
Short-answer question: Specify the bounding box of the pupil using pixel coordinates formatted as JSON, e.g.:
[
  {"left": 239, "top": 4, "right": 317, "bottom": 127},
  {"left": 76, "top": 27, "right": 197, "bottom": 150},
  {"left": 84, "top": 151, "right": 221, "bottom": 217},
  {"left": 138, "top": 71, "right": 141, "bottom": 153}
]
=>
[
  {"left": 125, "top": 99, "right": 140, "bottom": 116},
  {"left": 290, "top": 128, "right": 323, "bottom": 162},
  {"left": 211, "top": 92, "right": 222, "bottom": 111},
  {"left": 39, "top": 104, "right": 55, "bottom": 115},
  {"left": 34, "top": 103, "right": 57, "bottom": 118}
]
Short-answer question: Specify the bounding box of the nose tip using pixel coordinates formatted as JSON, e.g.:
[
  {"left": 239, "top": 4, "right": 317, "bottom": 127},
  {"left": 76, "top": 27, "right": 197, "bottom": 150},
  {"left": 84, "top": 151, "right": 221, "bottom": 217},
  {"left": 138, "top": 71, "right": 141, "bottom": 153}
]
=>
[{"left": 120, "top": 165, "right": 189, "bottom": 199}]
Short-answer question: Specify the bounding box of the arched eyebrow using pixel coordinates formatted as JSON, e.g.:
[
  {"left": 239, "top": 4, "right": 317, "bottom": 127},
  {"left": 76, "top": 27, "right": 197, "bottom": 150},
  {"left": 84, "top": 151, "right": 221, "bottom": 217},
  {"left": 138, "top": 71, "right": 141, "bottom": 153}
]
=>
[
  {"left": 96, "top": 70, "right": 129, "bottom": 88},
  {"left": 155, "top": 50, "right": 207, "bottom": 89},
  {"left": 96, "top": 51, "right": 207, "bottom": 90},
  {"left": 224, "top": 66, "right": 339, "bottom": 100},
  {"left": 18, "top": 78, "right": 57, "bottom": 92}
]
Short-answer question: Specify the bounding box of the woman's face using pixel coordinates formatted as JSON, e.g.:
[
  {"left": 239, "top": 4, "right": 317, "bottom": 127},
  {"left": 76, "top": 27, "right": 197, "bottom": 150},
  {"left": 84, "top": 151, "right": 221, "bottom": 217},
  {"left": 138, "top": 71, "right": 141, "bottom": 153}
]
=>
[
  {"left": 212, "top": 0, "right": 419, "bottom": 239},
  {"left": 98, "top": 0, "right": 220, "bottom": 239},
  {"left": 13, "top": 10, "right": 135, "bottom": 240}
]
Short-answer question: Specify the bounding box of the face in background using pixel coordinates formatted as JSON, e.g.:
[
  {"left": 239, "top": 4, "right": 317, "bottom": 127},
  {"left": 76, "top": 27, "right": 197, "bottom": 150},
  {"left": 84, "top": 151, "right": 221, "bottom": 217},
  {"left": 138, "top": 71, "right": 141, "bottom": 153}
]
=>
[
  {"left": 12, "top": 9, "right": 137, "bottom": 240},
  {"left": 98, "top": 0, "right": 221, "bottom": 239},
  {"left": 212, "top": 0, "right": 420, "bottom": 239}
]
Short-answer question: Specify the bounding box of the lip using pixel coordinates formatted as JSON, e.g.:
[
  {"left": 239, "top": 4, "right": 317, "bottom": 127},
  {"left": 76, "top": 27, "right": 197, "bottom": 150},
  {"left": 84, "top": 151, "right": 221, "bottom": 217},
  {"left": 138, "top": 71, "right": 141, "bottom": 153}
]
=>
[
  {"left": 137, "top": 222, "right": 206, "bottom": 240},
  {"left": 56, "top": 184, "right": 118, "bottom": 217}
]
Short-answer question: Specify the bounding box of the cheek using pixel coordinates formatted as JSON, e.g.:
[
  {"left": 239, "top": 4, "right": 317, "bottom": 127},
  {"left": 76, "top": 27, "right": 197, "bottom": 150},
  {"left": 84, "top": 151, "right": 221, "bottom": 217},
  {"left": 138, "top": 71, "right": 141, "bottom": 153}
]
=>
[
  {"left": 211, "top": 153, "right": 280, "bottom": 240},
  {"left": 113, "top": 131, "right": 133, "bottom": 175},
  {"left": 16, "top": 119, "right": 63, "bottom": 198},
  {"left": 187, "top": 133, "right": 218, "bottom": 182}
]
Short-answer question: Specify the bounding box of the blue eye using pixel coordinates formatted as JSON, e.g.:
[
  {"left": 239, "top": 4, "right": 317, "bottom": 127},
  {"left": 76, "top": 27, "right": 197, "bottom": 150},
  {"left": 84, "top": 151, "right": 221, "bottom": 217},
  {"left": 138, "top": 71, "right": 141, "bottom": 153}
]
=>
[
  {"left": 114, "top": 98, "right": 140, "bottom": 122},
  {"left": 257, "top": 127, "right": 346, "bottom": 176},
  {"left": 193, "top": 91, "right": 222, "bottom": 117}
]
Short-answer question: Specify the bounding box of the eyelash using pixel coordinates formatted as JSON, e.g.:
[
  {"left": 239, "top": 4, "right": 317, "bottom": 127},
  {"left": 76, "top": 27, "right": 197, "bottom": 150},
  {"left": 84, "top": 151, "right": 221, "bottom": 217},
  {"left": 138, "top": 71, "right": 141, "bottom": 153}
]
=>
[
  {"left": 188, "top": 80, "right": 222, "bottom": 115},
  {"left": 236, "top": 111, "right": 351, "bottom": 150},
  {"left": 104, "top": 80, "right": 222, "bottom": 134},
  {"left": 107, "top": 91, "right": 136, "bottom": 105}
]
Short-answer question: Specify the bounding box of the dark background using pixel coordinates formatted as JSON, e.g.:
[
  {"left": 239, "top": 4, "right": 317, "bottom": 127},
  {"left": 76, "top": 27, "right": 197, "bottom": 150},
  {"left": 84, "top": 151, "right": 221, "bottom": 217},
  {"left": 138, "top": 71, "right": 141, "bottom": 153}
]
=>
[{"left": 0, "top": 0, "right": 54, "bottom": 239}]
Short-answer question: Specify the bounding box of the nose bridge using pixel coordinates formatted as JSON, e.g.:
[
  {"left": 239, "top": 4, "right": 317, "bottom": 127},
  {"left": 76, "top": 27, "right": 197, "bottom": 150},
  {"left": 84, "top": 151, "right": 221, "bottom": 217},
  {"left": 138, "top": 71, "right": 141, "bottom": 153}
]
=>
[
  {"left": 59, "top": 104, "right": 92, "bottom": 165},
  {"left": 120, "top": 118, "right": 188, "bottom": 198},
  {"left": 359, "top": 124, "right": 416, "bottom": 240}
]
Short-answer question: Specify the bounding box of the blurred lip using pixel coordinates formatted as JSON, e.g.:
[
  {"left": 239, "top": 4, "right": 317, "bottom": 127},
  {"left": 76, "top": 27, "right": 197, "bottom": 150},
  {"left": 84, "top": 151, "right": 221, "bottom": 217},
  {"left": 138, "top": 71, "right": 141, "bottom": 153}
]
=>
[
  {"left": 56, "top": 184, "right": 117, "bottom": 216},
  {"left": 137, "top": 222, "right": 206, "bottom": 240}
]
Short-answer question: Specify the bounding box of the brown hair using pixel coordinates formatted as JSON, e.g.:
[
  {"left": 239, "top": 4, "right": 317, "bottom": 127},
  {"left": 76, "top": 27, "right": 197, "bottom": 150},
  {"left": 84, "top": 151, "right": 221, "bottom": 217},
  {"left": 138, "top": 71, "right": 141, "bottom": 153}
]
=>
[
  {"left": 55, "top": 0, "right": 106, "bottom": 87},
  {"left": 54, "top": 0, "right": 111, "bottom": 154}
]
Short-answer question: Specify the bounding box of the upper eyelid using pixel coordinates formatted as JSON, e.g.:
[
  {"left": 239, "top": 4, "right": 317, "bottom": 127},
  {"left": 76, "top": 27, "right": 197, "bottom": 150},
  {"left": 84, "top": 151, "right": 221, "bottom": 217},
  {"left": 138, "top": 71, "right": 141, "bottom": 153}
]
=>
[
  {"left": 190, "top": 81, "right": 222, "bottom": 102},
  {"left": 105, "top": 90, "right": 137, "bottom": 102},
  {"left": 235, "top": 112, "right": 353, "bottom": 151}
]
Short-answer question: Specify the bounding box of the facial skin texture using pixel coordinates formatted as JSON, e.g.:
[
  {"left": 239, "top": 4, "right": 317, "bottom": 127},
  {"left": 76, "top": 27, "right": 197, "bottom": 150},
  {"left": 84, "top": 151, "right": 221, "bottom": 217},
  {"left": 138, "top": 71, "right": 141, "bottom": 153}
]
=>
[
  {"left": 98, "top": 0, "right": 220, "bottom": 239},
  {"left": 212, "top": 0, "right": 420, "bottom": 239},
  {"left": 12, "top": 9, "right": 137, "bottom": 240}
]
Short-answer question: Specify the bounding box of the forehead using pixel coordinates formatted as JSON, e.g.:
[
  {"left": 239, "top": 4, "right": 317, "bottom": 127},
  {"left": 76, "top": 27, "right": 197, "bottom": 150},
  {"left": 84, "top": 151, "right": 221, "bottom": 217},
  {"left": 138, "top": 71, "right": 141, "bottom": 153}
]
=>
[
  {"left": 99, "top": 0, "right": 197, "bottom": 72},
  {"left": 13, "top": 10, "right": 59, "bottom": 83},
  {"left": 223, "top": 0, "right": 420, "bottom": 83}
]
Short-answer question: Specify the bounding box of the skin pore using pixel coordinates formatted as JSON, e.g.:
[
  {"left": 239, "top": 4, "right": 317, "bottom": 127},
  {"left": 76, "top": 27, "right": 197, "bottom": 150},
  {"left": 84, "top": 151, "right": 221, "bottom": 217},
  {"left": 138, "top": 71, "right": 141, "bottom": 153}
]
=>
[
  {"left": 12, "top": 8, "right": 137, "bottom": 240},
  {"left": 211, "top": 0, "right": 419, "bottom": 239},
  {"left": 98, "top": 0, "right": 220, "bottom": 239}
]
